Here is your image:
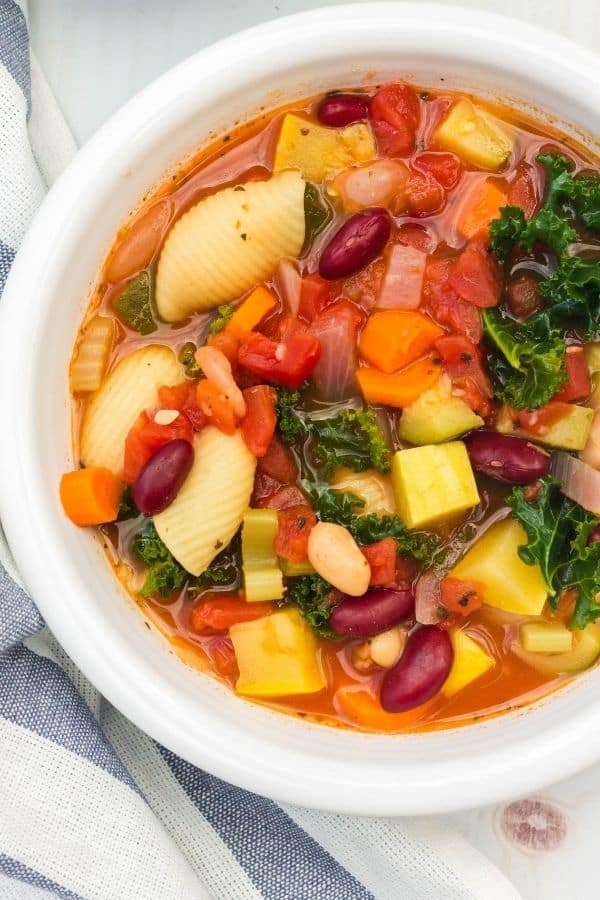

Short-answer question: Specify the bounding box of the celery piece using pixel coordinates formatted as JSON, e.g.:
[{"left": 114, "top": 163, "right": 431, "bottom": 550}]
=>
[
  {"left": 519, "top": 621, "right": 573, "bottom": 655},
  {"left": 242, "top": 509, "right": 284, "bottom": 602},
  {"left": 279, "top": 558, "right": 316, "bottom": 578},
  {"left": 113, "top": 270, "right": 157, "bottom": 335}
]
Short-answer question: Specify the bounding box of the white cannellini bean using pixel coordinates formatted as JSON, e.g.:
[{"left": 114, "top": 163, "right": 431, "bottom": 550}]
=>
[
  {"left": 195, "top": 345, "right": 246, "bottom": 417},
  {"left": 307, "top": 522, "right": 370, "bottom": 596},
  {"left": 368, "top": 626, "right": 408, "bottom": 669}
]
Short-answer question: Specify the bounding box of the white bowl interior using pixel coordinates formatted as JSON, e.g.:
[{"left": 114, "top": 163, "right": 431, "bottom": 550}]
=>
[{"left": 3, "top": 4, "right": 600, "bottom": 814}]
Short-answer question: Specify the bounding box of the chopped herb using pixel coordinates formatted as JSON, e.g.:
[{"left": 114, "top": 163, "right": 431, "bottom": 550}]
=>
[
  {"left": 178, "top": 341, "right": 201, "bottom": 377},
  {"left": 207, "top": 304, "right": 235, "bottom": 336},
  {"left": 275, "top": 386, "right": 308, "bottom": 444},
  {"left": 112, "top": 270, "right": 157, "bottom": 335}
]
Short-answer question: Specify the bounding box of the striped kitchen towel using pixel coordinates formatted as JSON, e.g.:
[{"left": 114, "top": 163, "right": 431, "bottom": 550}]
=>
[{"left": 0, "top": 2, "right": 522, "bottom": 898}]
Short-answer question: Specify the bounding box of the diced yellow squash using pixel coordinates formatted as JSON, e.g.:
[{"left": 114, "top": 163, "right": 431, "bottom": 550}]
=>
[
  {"left": 442, "top": 629, "right": 494, "bottom": 697},
  {"left": 434, "top": 99, "right": 513, "bottom": 171},
  {"left": 513, "top": 624, "right": 600, "bottom": 675},
  {"left": 520, "top": 621, "right": 573, "bottom": 654},
  {"left": 331, "top": 467, "right": 396, "bottom": 516},
  {"left": 397, "top": 374, "right": 483, "bottom": 445},
  {"left": 274, "top": 113, "right": 376, "bottom": 182},
  {"left": 391, "top": 442, "right": 479, "bottom": 529},
  {"left": 230, "top": 608, "right": 325, "bottom": 697},
  {"left": 451, "top": 518, "right": 547, "bottom": 616},
  {"left": 496, "top": 403, "right": 593, "bottom": 451}
]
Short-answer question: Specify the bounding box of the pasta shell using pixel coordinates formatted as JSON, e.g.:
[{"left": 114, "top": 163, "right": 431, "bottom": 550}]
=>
[
  {"left": 154, "top": 427, "right": 256, "bottom": 576},
  {"left": 80, "top": 344, "right": 182, "bottom": 475},
  {"left": 155, "top": 171, "right": 306, "bottom": 322}
]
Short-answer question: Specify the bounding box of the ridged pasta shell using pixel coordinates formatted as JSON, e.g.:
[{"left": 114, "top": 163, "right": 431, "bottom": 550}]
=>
[
  {"left": 153, "top": 427, "right": 256, "bottom": 576},
  {"left": 155, "top": 171, "right": 306, "bottom": 322},
  {"left": 80, "top": 344, "right": 182, "bottom": 475}
]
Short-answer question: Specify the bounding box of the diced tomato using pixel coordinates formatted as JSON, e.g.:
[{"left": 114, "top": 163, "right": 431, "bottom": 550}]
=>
[
  {"left": 240, "top": 385, "right": 277, "bottom": 457},
  {"left": 298, "top": 273, "right": 332, "bottom": 322},
  {"left": 396, "top": 223, "right": 437, "bottom": 254},
  {"left": 360, "top": 538, "right": 397, "bottom": 586},
  {"left": 259, "top": 484, "right": 308, "bottom": 510},
  {"left": 196, "top": 380, "right": 237, "bottom": 435},
  {"left": 203, "top": 635, "right": 239, "bottom": 679},
  {"left": 506, "top": 274, "right": 543, "bottom": 321},
  {"left": 507, "top": 161, "right": 541, "bottom": 219},
  {"left": 434, "top": 334, "right": 493, "bottom": 417},
  {"left": 158, "top": 382, "right": 207, "bottom": 431},
  {"left": 263, "top": 313, "right": 307, "bottom": 343},
  {"left": 274, "top": 505, "right": 317, "bottom": 562},
  {"left": 123, "top": 409, "right": 193, "bottom": 484},
  {"left": 190, "top": 595, "right": 273, "bottom": 633},
  {"left": 406, "top": 169, "right": 445, "bottom": 216},
  {"left": 515, "top": 401, "right": 572, "bottom": 435},
  {"left": 257, "top": 434, "right": 299, "bottom": 483},
  {"left": 554, "top": 346, "right": 591, "bottom": 402},
  {"left": 423, "top": 257, "right": 483, "bottom": 343},
  {"left": 440, "top": 578, "right": 484, "bottom": 617},
  {"left": 370, "top": 82, "right": 420, "bottom": 157},
  {"left": 207, "top": 329, "right": 240, "bottom": 364},
  {"left": 448, "top": 239, "right": 502, "bottom": 308},
  {"left": 394, "top": 555, "right": 419, "bottom": 589},
  {"left": 413, "top": 151, "right": 462, "bottom": 190},
  {"left": 238, "top": 331, "right": 321, "bottom": 388}
]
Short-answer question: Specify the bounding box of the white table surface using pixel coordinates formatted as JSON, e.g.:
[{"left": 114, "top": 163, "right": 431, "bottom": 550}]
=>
[{"left": 28, "top": 2, "right": 600, "bottom": 898}]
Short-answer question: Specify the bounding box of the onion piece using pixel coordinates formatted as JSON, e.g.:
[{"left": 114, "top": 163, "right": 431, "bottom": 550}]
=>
[
  {"left": 328, "top": 159, "right": 409, "bottom": 214},
  {"left": 376, "top": 244, "right": 427, "bottom": 309},
  {"left": 309, "top": 301, "right": 361, "bottom": 401},
  {"left": 552, "top": 451, "right": 600, "bottom": 515},
  {"left": 415, "top": 570, "right": 444, "bottom": 625},
  {"left": 275, "top": 258, "right": 302, "bottom": 316}
]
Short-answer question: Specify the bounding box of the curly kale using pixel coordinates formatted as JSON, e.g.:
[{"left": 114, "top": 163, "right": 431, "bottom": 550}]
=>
[
  {"left": 275, "top": 386, "right": 308, "bottom": 445},
  {"left": 132, "top": 522, "right": 187, "bottom": 598},
  {"left": 309, "top": 409, "right": 391, "bottom": 476},
  {"left": 207, "top": 304, "right": 235, "bottom": 337},
  {"left": 285, "top": 574, "right": 338, "bottom": 638}
]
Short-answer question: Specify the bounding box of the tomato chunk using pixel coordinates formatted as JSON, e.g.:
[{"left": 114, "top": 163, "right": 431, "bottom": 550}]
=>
[
  {"left": 515, "top": 401, "right": 572, "bottom": 435},
  {"left": 434, "top": 335, "right": 492, "bottom": 417},
  {"left": 238, "top": 331, "right": 321, "bottom": 388},
  {"left": 196, "top": 380, "right": 237, "bottom": 435},
  {"left": 360, "top": 538, "right": 397, "bottom": 586},
  {"left": 423, "top": 257, "right": 483, "bottom": 343},
  {"left": 440, "top": 578, "right": 484, "bottom": 617},
  {"left": 448, "top": 239, "right": 502, "bottom": 308},
  {"left": 190, "top": 595, "right": 273, "bottom": 633},
  {"left": 257, "top": 434, "right": 299, "bottom": 483},
  {"left": 123, "top": 409, "right": 193, "bottom": 484},
  {"left": 241, "top": 385, "right": 277, "bottom": 457},
  {"left": 203, "top": 635, "right": 239, "bottom": 679},
  {"left": 554, "top": 346, "right": 591, "bottom": 402},
  {"left": 159, "top": 382, "right": 207, "bottom": 430},
  {"left": 274, "top": 505, "right": 317, "bottom": 563},
  {"left": 507, "top": 161, "right": 541, "bottom": 219},
  {"left": 406, "top": 169, "right": 445, "bottom": 217},
  {"left": 298, "top": 273, "right": 332, "bottom": 322},
  {"left": 413, "top": 151, "right": 462, "bottom": 190},
  {"left": 370, "top": 82, "right": 420, "bottom": 157}
]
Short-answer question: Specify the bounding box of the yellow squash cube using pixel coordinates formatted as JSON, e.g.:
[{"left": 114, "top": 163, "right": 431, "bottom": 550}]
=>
[
  {"left": 442, "top": 629, "right": 494, "bottom": 697},
  {"left": 391, "top": 442, "right": 479, "bottom": 529},
  {"left": 274, "top": 113, "right": 376, "bottom": 182},
  {"left": 230, "top": 608, "right": 325, "bottom": 697},
  {"left": 497, "top": 404, "right": 593, "bottom": 451},
  {"left": 434, "top": 99, "right": 513, "bottom": 171},
  {"left": 451, "top": 518, "right": 547, "bottom": 616}
]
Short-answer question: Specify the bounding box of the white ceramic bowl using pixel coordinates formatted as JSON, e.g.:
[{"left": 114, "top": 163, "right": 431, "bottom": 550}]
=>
[{"left": 2, "top": 3, "right": 600, "bottom": 816}]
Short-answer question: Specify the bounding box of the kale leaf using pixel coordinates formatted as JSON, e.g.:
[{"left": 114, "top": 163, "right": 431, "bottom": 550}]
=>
[
  {"left": 285, "top": 574, "right": 338, "bottom": 638},
  {"left": 310, "top": 486, "right": 365, "bottom": 527},
  {"left": 539, "top": 256, "right": 600, "bottom": 338},
  {"left": 275, "top": 386, "right": 308, "bottom": 445},
  {"left": 537, "top": 152, "right": 600, "bottom": 232},
  {"left": 489, "top": 205, "right": 576, "bottom": 262},
  {"left": 117, "top": 487, "right": 139, "bottom": 522},
  {"left": 347, "top": 514, "right": 440, "bottom": 562},
  {"left": 304, "top": 182, "right": 332, "bottom": 250},
  {"left": 309, "top": 409, "right": 391, "bottom": 475},
  {"left": 507, "top": 476, "right": 600, "bottom": 628},
  {"left": 207, "top": 304, "right": 235, "bottom": 336},
  {"left": 483, "top": 308, "right": 567, "bottom": 410},
  {"left": 112, "top": 270, "right": 157, "bottom": 335},
  {"left": 132, "top": 522, "right": 187, "bottom": 598}
]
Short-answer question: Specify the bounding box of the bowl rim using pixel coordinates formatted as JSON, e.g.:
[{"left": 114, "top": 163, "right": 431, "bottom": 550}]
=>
[{"left": 3, "top": 2, "right": 600, "bottom": 815}]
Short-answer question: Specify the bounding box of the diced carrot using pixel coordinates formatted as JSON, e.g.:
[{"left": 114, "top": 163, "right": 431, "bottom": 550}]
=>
[
  {"left": 359, "top": 310, "right": 443, "bottom": 374},
  {"left": 208, "top": 329, "right": 240, "bottom": 363},
  {"left": 457, "top": 178, "right": 507, "bottom": 239},
  {"left": 336, "top": 689, "right": 432, "bottom": 732},
  {"left": 226, "top": 286, "right": 278, "bottom": 337},
  {"left": 361, "top": 538, "right": 397, "bottom": 586},
  {"left": 190, "top": 595, "right": 273, "bottom": 633},
  {"left": 196, "top": 380, "right": 237, "bottom": 434},
  {"left": 356, "top": 353, "right": 442, "bottom": 407},
  {"left": 440, "top": 577, "right": 484, "bottom": 617},
  {"left": 60, "top": 467, "right": 121, "bottom": 527}
]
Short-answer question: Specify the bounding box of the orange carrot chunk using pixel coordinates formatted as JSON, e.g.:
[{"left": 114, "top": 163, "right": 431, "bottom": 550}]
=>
[
  {"left": 226, "top": 286, "right": 278, "bottom": 337},
  {"left": 458, "top": 178, "right": 507, "bottom": 239},
  {"left": 356, "top": 353, "right": 442, "bottom": 407},
  {"left": 359, "top": 310, "right": 443, "bottom": 373},
  {"left": 60, "top": 467, "right": 121, "bottom": 527}
]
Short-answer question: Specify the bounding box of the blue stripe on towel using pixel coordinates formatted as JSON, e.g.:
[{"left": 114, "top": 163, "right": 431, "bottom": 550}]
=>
[
  {"left": 159, "top": 748, "right": 373, "bottom": 900},
  {"left": 0, "top": 564, "right": 43, "bottom": 651},
  {"left": 0, "top": 1, "right": 30, "bottom": 108},
  {"left": 0, "top": 238, "right": 15, "bottom": 296},
  {"left": 0, "top": 645, "right": 136, "bottom": 787},
  {"left": 0, "top": 854, "right": 83, "bottom": 900}
]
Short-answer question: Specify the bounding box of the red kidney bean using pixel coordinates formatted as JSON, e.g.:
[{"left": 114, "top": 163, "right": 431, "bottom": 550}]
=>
[
  {"left": 464, "top": 431, "right": 550, "bottom": 484},
  {"left": 329, "top": 588, "right": 414, "bottom": 637},
  {"left": 319, "top": 208, "right": 391, "bottom": 280},
  {"left": 380, "top": 626, "right": 453, "bottom": 713},
  {"left": 588, "top": 524, "right": 600, "bottom": 544},
  {"left": 317, "top": 93, "right": 370, "bottom": 127},
  {"left": 132, "top": 439, "right": 194, "bottom": 516}
]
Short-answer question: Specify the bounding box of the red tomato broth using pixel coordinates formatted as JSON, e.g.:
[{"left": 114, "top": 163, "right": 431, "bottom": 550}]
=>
[{"left": 76, "top": 83, "right": 600, "bottom": 735}]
